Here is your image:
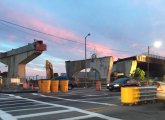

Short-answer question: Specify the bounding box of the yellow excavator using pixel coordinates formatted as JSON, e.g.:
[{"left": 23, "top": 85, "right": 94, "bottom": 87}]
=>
[
  {"left": 45, "top": 60, "right": 76, "bottom": 90},
  {"left": 46, "top": 60, "right": 54, "bottom": 79}
]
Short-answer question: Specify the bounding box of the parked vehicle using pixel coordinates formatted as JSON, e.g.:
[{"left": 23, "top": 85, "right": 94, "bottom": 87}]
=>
[
  {"left": 108, "top": 77, "right": 139, "bottom": 91},
  {"left": 54, "top": 76, "right": 77, "bottom": 90},
  {"left": 156, "top": 82, "right": 165, "bottom": 101}
]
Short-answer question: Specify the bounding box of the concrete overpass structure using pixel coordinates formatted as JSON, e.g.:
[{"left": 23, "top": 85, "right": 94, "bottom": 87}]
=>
[
  {"left": 65, "top": 56, "right": 113, "bottom": 83},
  {"left": 113, "top": 54, "right": 165, "bottom": 79},
  {"left": 0, "top": 40, "right": 46, "bottom": 78}
]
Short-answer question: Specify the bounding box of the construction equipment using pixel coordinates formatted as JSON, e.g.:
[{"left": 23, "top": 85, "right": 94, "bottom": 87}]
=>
[{"left": 46, "top": 60, "right": 54, "bottom": 79}]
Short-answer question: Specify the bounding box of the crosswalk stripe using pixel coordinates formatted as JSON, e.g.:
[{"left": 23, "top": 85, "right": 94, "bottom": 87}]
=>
[
  {"left": 0, "top": 99, "right": 27, "bottom": 104},
  {"left": 0, "top": 94, "right": 122, "bottom": 120},
  {"left": 0, "top": 101, "right": 34, "bottom": 107},
  {"left": 15, "top": 110, "right": 73, "bottom": 119},
  {"left": 0, "top": 110, "right": 16, "bottom": 120},
  {"left": 6, "top": 106, "right": 56, "bottom": 112},
  {"left": 38, "top": 94, "right": 118, "bottom": 107},
  {"left": 17, "top": 95, "right": 122, "bottom": 120},
  {"left": 59, "top": 114, "right": 95, "bottom": 120},
  {"left": 1, "top": 103, "right": 43, "bottom": 110}
]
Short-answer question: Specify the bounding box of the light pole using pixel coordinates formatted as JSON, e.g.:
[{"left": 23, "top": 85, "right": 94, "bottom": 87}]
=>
[
  {"left": 147, "top": 46, "right": 150, "bottom": 81},
  {"left": 147, "top": 41, "right": 162, "bottom": 81},
  {"left": 36, "top": 75, "right": 39, "bottom": 80},
  {"left": 85, "top": 33, "right": 90, "bottom": 88}
]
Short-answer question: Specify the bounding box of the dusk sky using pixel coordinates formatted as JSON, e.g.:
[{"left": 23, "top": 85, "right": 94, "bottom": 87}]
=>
[{"left": 0, "top": 0, "right": 165, "bottom": 77}]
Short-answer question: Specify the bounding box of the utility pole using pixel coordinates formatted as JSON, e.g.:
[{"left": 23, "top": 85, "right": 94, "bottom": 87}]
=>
[
  {"left": 147, "top": 46, "right": 150, "bottom": 81},
  {"left": 147, "top": 45, "right": 150, "bottom": 86},
  {"left": 85, "top": 33, "right": 90, "bottom": 88}
]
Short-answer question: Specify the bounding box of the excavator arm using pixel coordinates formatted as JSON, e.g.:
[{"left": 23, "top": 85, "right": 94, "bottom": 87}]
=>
[{"left": 46, "top": 60, "right": 54, "bottom": 79}]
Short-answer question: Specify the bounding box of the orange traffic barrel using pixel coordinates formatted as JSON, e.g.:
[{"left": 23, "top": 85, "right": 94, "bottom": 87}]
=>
[
  {"left": 38, "top": 80, "right": 42, "bottom": 92},
  {"left": 60, "top": 80, "right": 68, "bottom": 92},
  {"left": 23, "top": 82, "right": 28, "bottom": 89},
  {"left": 51, "top": 80, "right": 59, "bottom": 93},
  {"left": 39, "top": 79, "right": 51, "bottom": 93},
  {"left": 96, "top": 80, "right": 101, "bottom": 91},
  {"left": 0, "top": 79, "right": 2, "bottom": 85}
]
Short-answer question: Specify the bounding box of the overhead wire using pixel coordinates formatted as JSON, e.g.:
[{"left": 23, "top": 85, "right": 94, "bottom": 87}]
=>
[
  {"left": 0, "top": 21, "right": 93, "bottom": 53},
  {"left": 0, "top": 19, "right": 84, "bottom": 44},
  {"left": 0, "top": 19, "right": 142, "bottom": 54}
]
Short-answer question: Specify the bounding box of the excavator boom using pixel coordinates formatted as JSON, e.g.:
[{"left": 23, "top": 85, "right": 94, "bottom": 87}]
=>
[{"left": 46, "top": 60, "right": 54, "bottom": 79}]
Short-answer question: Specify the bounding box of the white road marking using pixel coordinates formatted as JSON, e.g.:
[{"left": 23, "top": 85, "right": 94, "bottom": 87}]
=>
[
  {"left": 15, "top": 96, "right": 22, "bottom": 99},
  {"left": 6, "top": 106, "right": 56, "bottom": 112},
  {"left": 0, "top": 94, "right": 22, "bottom": 100},
  {"left": 82, "top": 94, "right": 108, "bottom": 97},
  {"left": 17, "top": 95, "right": 121, "bottom": 120},
  {"left": 3, "top": 94, "right": 22, "bottom": 99},
  {"left": 1, "top": 94, "right": 121, "bottom": 120},
  {"left": 6, "top": 94, "right": 15, "bottom": 97},
  {"left": 60, "top": 90, "right": 102, "bottom": 96},
  {"left": 0, "top": 97, "right": 17, "bottom": 100},
  {"left": 32, "top": 93, "right": 38, "bottom": 95},
  {"left": 0, "top": 98, "right": 16, "bottom": 100},
  {"left": 0, "top": 99, "right": 28, "bottom": 104},
  {"left": 15, "top": 110, "right": 73, "bottom": 119},
  {"left": 59, "top": 114, "right": 95, "bottom": 120},
  {"left": 38, "top": 94, "right": 118, "bottom": 107},
  {"left": 0, "top": 94, "right": 12, "bottom": 97},
  {"left": 0, "top": 101, "right": 34, "bottom": 107},
  {"left": 1, "top": 103, "right": 43, "bottom": 109},
  {"left": 78, "top": 96, "right": 120, "bottom": 101},
  {"left": 0, "top": 110, "right": 16, "bottom": 120}
]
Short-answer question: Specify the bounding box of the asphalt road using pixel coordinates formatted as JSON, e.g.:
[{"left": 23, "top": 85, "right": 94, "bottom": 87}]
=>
[{"left": 0, "top": 88, "right": 165, "bottom": 120}]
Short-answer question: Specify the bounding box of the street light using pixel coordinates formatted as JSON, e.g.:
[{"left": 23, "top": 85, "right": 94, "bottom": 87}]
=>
[
  {"left": 85, "top": 33, "right": 90, "bottom": 88},
  {"left": 147, "top": 46, "right": 150, "bottom": 81},
  {"left": 147, "top": 41, "right": 162, "bottom": 81},
  {"left": 153, "top": 41, "right": 162, "bottom": 48},
  {"left": 36, "top": 75, "right": 39, "bottom": 80}
]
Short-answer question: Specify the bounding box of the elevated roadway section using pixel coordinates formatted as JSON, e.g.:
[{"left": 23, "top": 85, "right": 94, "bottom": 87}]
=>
[
  {"left": 0, "top": 40, "right": 46, "bottom": 78},
  {"left": 113, "top": 55, "right": 165, "bottom": 78},
  {"left": 65, "top": 56, "right": 114, "bottom": 84}
]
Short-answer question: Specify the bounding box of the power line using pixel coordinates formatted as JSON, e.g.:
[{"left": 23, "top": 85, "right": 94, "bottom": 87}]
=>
[
  {"left": 0, "top": 19, "right": 141, "bottom": 54},
  {"left": 0, "top": 22, "right": 41, "bottom": 40},
  {"left": 0, "top": 22, "right": 94, "bottom": 53},
  {"left": 0, "top": 19, "right": 84, "bottom": 45},
  {"left": 0, "top": 19, "right": 99, "bottom": 53}
]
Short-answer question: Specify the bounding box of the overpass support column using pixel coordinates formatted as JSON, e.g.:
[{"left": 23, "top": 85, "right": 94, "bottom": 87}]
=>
[{"left": 18, "top": 64, "right": 26, "bottom": 78}]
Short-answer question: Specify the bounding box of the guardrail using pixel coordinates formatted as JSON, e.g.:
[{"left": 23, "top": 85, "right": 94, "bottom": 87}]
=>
[{"left": 121, "top": 86, "right": 157, "bottom": 105}]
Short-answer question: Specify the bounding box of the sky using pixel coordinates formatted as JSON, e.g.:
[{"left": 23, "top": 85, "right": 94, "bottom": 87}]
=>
[{"left": 0, "top": 0, "right": 165, "bottom": 77}]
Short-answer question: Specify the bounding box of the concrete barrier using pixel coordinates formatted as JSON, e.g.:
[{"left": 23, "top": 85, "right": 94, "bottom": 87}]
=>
[{"left": 121, "top": 86, "right": 157, "bottom": 105}]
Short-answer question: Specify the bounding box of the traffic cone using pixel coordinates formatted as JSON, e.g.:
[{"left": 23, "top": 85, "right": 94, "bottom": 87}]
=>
[{"left": 31, "top": 84, "right": 34, "bottom": 90}]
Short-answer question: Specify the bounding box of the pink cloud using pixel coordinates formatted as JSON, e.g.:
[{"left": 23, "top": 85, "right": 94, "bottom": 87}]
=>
[
  {"left": 86, "top": 41, "right": 130, "bottom": 60},
  {"left": 1, "top": 6, "right": 130, "bottom": 61},
  {"left": 7, "top": 34, "right": 17, "bottom": 41}
]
